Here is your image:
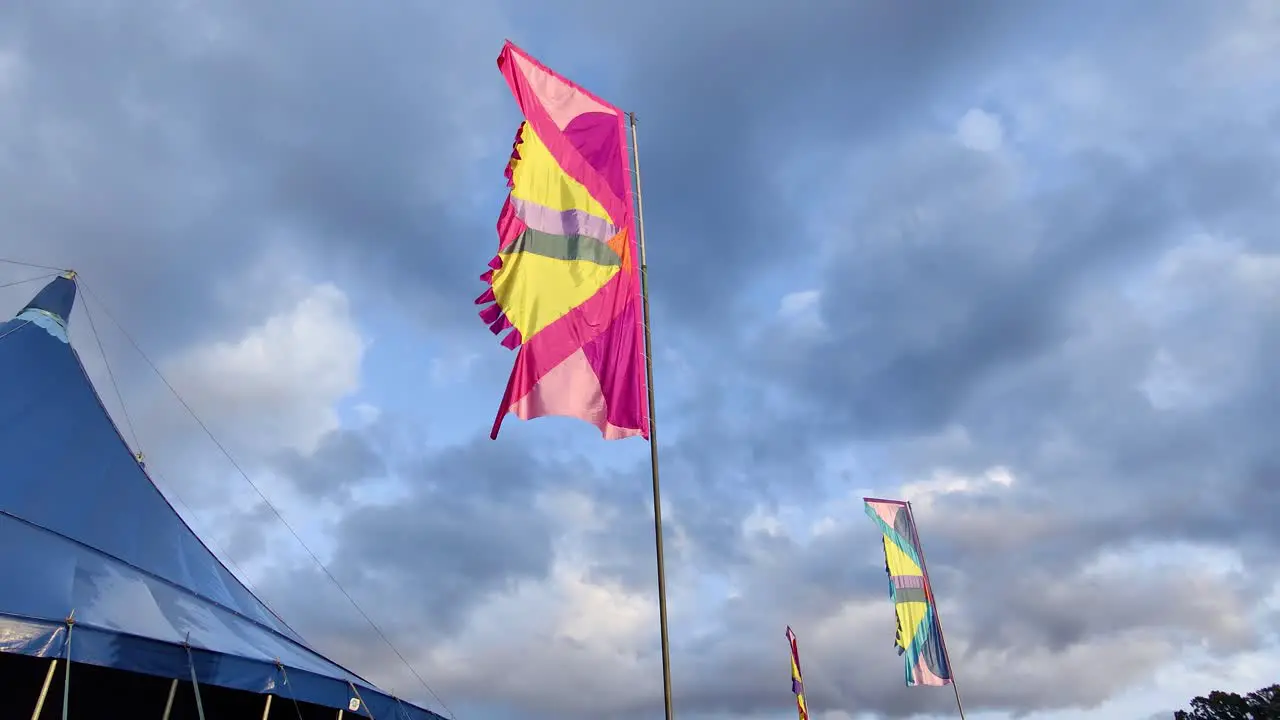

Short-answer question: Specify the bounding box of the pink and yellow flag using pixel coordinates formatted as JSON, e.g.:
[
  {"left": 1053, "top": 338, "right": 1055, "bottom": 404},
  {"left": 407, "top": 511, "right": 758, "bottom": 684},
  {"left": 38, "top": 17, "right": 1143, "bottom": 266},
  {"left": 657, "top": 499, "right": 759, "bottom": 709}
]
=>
[
  {"left": 477, "top": 40, "right": 649, "bottom": 441},
  {"left": 786, "top": 626, "right": 810, "bottom": 720}
]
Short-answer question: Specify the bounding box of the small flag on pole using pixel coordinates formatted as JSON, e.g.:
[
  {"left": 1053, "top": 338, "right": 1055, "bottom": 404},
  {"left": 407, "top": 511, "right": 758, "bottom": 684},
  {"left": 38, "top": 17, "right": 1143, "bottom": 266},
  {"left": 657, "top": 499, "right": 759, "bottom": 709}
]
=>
[
  {"left": 785, "top": 625, "right": 810, "bottom": 720},
  {"left": 863, "top": 498, "right": 954, "bottom": 687}
]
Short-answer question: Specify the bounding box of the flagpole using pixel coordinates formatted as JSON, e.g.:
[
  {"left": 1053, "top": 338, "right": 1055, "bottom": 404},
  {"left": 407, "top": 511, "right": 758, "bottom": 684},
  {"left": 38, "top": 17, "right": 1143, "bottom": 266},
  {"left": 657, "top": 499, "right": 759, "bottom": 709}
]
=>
[
  {"left": 629, "top": 111, "right": 676, "bottom": 720},
  {"left": 905, "top": 501, "right": 966, "bottom": 720}
]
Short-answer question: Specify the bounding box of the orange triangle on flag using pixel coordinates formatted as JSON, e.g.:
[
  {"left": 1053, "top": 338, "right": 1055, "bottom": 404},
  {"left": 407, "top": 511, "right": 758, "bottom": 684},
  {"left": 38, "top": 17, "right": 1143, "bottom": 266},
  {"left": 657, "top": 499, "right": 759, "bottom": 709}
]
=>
[{"left": 607, "top": 227, "right": 632, "bottom": 273}]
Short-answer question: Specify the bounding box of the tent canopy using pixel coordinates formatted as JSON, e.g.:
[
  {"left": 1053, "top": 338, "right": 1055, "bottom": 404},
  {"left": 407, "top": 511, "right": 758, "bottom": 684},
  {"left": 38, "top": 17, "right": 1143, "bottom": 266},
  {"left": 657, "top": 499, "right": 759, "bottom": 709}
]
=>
[{"left": 0, "top": 275, "right": 444, "bottom": 720}]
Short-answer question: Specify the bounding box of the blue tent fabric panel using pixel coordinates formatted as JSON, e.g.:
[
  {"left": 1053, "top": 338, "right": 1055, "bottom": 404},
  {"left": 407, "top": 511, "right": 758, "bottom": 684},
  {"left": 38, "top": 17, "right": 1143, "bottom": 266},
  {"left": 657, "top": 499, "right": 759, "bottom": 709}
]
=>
[
  {"left": 0, "top": 277, "right": 446, "bottom": 720},
  {"left": 0, "top": 613, "right": 64, "bottom": 656},
  {"left": 0, "top": 614, "right": 434, "bottom": 719},
  {"left": 1, "top": 297, "right": 298, "bottom": 639},
  {"left": 0, "top": 513, "right": 354, "bottom": 676}
]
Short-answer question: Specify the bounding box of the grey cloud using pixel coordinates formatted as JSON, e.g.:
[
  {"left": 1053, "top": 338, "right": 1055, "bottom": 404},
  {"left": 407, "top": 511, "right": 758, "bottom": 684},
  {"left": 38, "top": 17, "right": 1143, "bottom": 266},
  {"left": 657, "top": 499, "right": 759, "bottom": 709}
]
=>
[
  {"left": 219, "top": 500, "right": 280, "bottom": 563},
  {"left": 668, "top": 5, "right": 1280, "bottom": 718},
  {"left": 0, "top": 0, "right": 513, "bottom": 354},
  {"left": 262, "top": 144, "right": 1277, "bottom": 720},
  {"left": 929, "top": 232, "right": 1280, "bottom": 553},
  {"left": 772, "top": 143, "right": 1197, "bottom": 440},
  {"left": 262, "top": 436, "right": 562, "bottom": 641},
  {"left": 331, "top": 495, "right": 552, "bottom": 635},
  {"left": 749, "top": 33, "right": 1280, "bottom": 546},
  {"left": 961, "top": 565, "right": 1259, "bottom": 658},
  {"left": 575, "top": 520, "right": 1255, "bottom": 720},
  {"left": 248, "top": 405, "right": 1268, "bottom": 718},
  {"left": 273, "top": 425, "right": 388, "bottom": 501},
  {"left": 538, "top": 0, "right": 1055, "bottom": 331},
  {"left": 686, "top": 543, "right": 1256, "bottom": 719}
]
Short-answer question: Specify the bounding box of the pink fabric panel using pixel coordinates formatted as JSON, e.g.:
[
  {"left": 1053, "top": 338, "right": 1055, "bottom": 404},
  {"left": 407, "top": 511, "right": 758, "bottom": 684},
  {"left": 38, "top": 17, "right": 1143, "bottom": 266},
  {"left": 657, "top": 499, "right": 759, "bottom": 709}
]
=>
[
  {"left": 509, "top": 52, "right": 614, "bottom": 129},
  {"left": 490, "top": 272, "right": 648, "bottom": 439},
  {"left": 867, "top": 501, "right": 900, "bottom": 527},
  {"left": 498, "top": 42, "right": 629, "bottom": 227},
  {"left": 580, "top": 285, "right": 648, "bottom": 437}
]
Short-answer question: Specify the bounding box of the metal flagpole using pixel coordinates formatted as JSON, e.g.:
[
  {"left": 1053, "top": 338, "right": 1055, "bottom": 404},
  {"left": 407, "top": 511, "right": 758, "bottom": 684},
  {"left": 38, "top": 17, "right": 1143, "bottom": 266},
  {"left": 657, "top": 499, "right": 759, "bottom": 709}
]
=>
[
  {"left": 904, "top": 502, "right": 966, "bottom": 720},
  {"left": 629, "top": 111, "right": 675, "bottom": 720}
]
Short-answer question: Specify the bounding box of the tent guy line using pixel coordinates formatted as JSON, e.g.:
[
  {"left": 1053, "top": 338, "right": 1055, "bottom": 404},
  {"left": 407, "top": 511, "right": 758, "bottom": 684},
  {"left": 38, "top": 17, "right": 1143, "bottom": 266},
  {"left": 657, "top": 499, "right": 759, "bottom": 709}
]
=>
[
  {"left": 0, "top": 272, "right": 443, "bottom": 716},
  {"left": 0, "top": 267, "right": 280, "bottom": 644},
  {"left": 0, "top": 256, "right": 64, "bottom": 273},
  {"left": 65, "top": 279, "right": 281, "bottom": 644},
  {"left": 77, "top": 275, "right": 142, "bottom": 453},
  {"left": 0, "top": 271, "right": 58, "bottom": 291},
  {"left": 51, "top": 271, "right": 312, "bottom": 647},
  {"left": 0, "top": 257, "right": 458, "bottom": 719},
  {"left": 75, "top": 272, "right": 460, "bottom": 720}
]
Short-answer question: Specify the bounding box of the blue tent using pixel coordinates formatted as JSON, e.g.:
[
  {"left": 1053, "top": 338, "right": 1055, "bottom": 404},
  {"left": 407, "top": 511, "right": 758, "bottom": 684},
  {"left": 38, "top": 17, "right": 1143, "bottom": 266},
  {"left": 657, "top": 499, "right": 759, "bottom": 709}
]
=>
[{"left": 0, "top": 275, "right": 445, "bottom": 719}]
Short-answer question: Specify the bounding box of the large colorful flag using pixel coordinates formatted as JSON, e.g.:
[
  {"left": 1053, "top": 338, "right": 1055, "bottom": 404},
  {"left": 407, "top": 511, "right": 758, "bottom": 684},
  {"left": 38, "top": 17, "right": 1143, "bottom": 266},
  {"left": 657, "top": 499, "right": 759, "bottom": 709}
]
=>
[
  {"left": 863, "top": 498, "right": 954, "bottom": 687},
  {"left": 785, "top": 626, "right": 810, "bottom": 720},
  {"left": 477, "top": 40, "right": 649, "bottom": 441}
]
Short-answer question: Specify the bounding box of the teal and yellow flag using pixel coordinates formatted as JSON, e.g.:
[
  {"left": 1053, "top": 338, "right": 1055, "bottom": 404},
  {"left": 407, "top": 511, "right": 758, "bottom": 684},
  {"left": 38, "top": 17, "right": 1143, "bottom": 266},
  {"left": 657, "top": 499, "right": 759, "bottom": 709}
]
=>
[{"left": 863, "top": 498, "right": 954, "bottom": 687}]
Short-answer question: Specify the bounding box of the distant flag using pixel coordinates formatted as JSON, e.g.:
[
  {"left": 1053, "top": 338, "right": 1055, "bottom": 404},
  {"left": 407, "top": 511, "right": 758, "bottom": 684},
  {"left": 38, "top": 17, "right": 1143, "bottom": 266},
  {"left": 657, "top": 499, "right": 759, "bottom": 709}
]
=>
[
  {"left": 477, "top": 40, "right": 648, "bottom": 441},
  {"left": 785, "top": 626, "right": 810, "bottom": 720},
  {"left": 863, "top": 498, "right": 954, "bottom": 687}
]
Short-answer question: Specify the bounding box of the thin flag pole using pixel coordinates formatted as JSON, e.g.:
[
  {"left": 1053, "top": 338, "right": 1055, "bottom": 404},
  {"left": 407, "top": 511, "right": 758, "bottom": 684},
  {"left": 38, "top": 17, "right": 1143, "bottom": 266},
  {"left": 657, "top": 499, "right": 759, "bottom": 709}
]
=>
[
  {"left": 629, "top": 111, "right": 675, "bottom": 720},
  {"left": 904, "top": 501, "right": 966, "bottom": 720}
]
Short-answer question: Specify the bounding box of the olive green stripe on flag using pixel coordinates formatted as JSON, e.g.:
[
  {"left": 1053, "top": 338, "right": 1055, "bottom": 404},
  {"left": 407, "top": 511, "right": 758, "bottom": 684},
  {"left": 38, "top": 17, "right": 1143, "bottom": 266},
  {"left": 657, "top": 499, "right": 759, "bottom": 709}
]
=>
[{"left": 503, "top": 229, "right": 622, "bottom": 265}]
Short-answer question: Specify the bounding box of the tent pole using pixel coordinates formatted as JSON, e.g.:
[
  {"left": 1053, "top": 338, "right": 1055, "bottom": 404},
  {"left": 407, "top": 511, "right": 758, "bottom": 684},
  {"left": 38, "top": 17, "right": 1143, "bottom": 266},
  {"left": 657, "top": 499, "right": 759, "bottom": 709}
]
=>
[
  {"left": 161, "top": 678, "right": 178, "bottom": 720},
  {"left": 348, "top": 681, "right": 372, "bottom": 720},
  {"left": 337, "top": 711, "right": 344, "bottom": 719},
  {"left": 277, "top": 661, "right": 308, "bottom": 720},
  {"left": 60, "top": 611, "right": 74, "bottom": 720},
  {"left": 260, "top": 694, "right": 273, "bottom": 720},
  {"left": 183, "top": 638, "right": 207, "bottom": 720},
  {"left": 29, "top": 659, "right": 57, "bottom": 720}
]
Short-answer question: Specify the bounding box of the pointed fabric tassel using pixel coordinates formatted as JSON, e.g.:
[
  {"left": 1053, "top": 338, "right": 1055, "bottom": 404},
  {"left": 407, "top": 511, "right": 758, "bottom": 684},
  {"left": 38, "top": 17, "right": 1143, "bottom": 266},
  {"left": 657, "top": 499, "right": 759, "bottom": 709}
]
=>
[
  {"left": 504, "top": 123, "right": 526, "bottom": 188},
  {"left": 488, "top": 315, "right": 512, "bottom": 334},
  {"left": 474, "top": 287, "right": 496, "bottom": 305},
  {"left": 478, "top": 303, "right": 503, "bottom": 325},
  {"left": 488, "top": 255, "right": 504, "bottom": 270},
  {"left": 496, "top": 198, "right": 523, "bottom": 246},
  {"left": 500, "top": 328, "right": 522, "bottom": 349},
  {"left": 480, "top": 269, "right": 494, "bottom": 283}
]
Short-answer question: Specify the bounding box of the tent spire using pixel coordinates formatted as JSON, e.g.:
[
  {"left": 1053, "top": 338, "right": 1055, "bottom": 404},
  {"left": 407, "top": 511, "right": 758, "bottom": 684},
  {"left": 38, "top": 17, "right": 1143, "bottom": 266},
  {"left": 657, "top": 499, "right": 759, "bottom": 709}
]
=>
[{"left": 18, "top": 272, "right": 77, "bottom": 326}]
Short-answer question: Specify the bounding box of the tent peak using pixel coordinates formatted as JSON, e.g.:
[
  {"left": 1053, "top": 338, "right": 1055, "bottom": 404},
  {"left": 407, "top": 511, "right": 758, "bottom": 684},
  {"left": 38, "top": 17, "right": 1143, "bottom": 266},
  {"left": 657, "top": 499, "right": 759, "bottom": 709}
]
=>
[{"left": 18, "top": 274, "right": 77, "bottom": 328}]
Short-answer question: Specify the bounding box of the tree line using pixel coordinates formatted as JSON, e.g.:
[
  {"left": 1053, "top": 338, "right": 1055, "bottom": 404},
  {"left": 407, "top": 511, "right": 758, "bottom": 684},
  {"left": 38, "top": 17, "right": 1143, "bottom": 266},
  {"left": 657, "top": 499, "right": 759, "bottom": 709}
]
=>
[{"left": 1175, "top": 684, "right": 1280, "bottom": 719}]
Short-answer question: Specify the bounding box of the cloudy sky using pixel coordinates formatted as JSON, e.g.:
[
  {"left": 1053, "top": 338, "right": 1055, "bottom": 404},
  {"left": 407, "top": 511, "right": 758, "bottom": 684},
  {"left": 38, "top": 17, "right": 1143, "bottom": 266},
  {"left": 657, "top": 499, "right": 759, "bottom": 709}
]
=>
[{"left": 2, "top": 0, "right": 1279, "bottom": 718}]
